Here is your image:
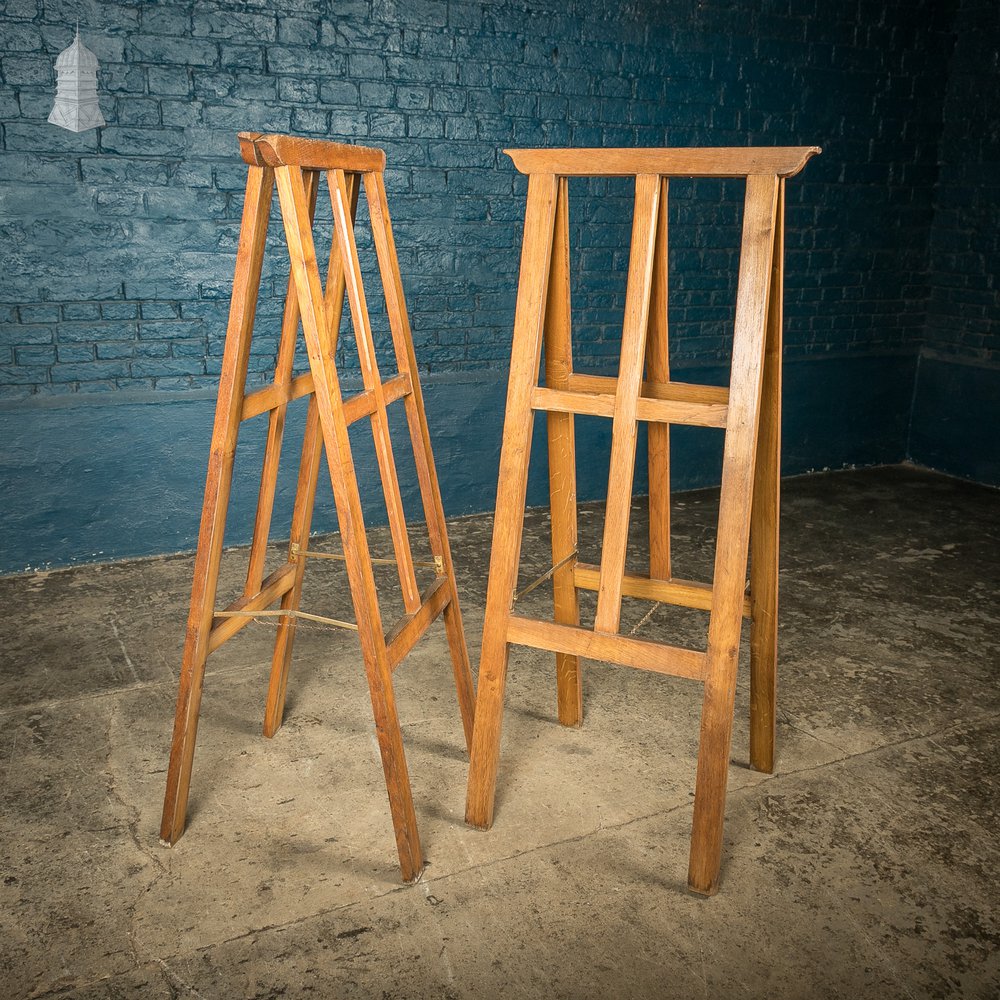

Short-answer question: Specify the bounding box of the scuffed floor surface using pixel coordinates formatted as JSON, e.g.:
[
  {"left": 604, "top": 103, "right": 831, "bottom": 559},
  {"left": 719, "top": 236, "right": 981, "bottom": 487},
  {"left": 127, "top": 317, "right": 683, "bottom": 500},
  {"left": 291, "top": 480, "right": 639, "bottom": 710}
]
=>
[{"left": 1, "top": 465, "right": 998, "bottom": 999}]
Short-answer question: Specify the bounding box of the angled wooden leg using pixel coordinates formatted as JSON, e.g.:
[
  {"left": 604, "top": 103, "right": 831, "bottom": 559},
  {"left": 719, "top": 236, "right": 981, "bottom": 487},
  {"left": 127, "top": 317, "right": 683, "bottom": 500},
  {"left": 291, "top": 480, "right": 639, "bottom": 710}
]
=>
[
  {"left": 275, "top": 162, "right": 422, "bottom": 880},
  {"left": 330, "top": 167, "right": 422, "bottom": 615},
  {"left": 364, "top": 169, "right": 477, "bottom": 751},
  {"left": 594, "top": 174, "right": 662, "bottom": 635},
  {"left": 465, "top": 173, "right": 559, "bottom": 829},
  {"left": 749, "top": 180, "right": 784, "bottom": 774},
  {"left": 688, "top": 175, "right": 778, "bottom": 895},
  {"left": 646, "top": 178, "right": 672, "bottom": 581},
  {"left": 244, "top": 170, "right": 320, "bottom": 599},
  {"left": 545, "top": 177, "right": 583, "bottom": 726},
  {"left": 263, "top": 395, "right": 324, "bottom": 738},
  {"left": 161, "top": 165, "right": 274, "bottom": 845},
  {"left": 263, "top": 174, "right": 358, "bottom": 738}
]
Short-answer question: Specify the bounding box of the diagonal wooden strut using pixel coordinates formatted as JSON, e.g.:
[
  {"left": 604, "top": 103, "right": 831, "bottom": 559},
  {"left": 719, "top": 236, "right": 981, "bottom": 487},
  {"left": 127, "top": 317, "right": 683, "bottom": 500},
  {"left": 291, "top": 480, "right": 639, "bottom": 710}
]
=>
[
  {"left": 465, "top": 146, "right": 819, "bottom": 896},
  {"left": 161, "top": 132, "right": 475, "bottom": 885}
]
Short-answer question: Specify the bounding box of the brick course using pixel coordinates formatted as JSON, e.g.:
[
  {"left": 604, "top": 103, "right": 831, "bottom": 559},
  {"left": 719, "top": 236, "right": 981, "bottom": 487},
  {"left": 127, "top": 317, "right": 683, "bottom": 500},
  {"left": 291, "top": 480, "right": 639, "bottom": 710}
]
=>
[{"left": 0, "top": 0, "right": 961, "bottom": 396}]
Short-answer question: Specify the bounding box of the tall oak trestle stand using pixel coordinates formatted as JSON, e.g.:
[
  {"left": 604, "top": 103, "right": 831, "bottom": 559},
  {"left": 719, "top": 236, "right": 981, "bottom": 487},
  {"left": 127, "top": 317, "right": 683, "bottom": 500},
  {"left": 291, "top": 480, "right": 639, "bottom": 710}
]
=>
[
  {"left": 464, "top": 146, "right": 820, "bottom": 895},
  {"left": 161, "top": 132, "right": 476, "bottom": 883}
]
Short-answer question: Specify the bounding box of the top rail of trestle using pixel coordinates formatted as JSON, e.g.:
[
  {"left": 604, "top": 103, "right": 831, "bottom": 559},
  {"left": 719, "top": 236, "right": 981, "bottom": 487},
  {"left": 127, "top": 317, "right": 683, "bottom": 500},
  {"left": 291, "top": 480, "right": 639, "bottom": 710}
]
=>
[
  {"left": 238, "top": 131, "right": 386, "bottom": 173},
  {"left": 505, "top": 146, "right": 821, "bottom": 179}
]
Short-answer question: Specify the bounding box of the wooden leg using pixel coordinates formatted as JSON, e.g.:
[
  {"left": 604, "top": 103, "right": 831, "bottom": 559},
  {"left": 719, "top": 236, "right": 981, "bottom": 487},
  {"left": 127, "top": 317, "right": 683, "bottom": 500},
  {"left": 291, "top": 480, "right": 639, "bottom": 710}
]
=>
[
  {"left": 646, "top": 178, "right": 671, "bottom": 581},
  {"left": 466, "top": 173, "right": 559, "bottom": 829},
  {"left": 594, "top": 175, "right": 662, "bottom": 636},
  {"left": 545, "top": 178, "right": 583, "bottom": 726},
  {"left": 263, "top": 395, "right": 324, "bottom": 737},
  {"left": 161, "top": 165, "right": 274, "bottom": 844},
  {"left": 688, "top": 175, "right": 778, "bottom": 895},
  {"left": 264, "top": 174, "right": 357, "bottom": 737},
  {"left": 329, "top": 167, "right": 422, "bottom": 615},
  {"left": 363, "top": 168, "right": 477, "bottom": 751},
  {"left": 275, "top": 162, "right": 423, "bottom": 881},
  {"left": 749, "top": 181, "right": 784, "bottom": 775},
  {"left": 245, "top": 171, "right": 321, "bottom": 598}
]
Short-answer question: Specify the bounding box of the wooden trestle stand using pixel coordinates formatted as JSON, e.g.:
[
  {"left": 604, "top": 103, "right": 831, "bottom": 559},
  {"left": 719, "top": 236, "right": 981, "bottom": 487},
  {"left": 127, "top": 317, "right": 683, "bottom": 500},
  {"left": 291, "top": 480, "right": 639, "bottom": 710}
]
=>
[
  {"left": 464, "top": 146, "right": 820, "bottom": 895},
  {"left": 161, "top": 132, "right": 476, "bottom": 883}
]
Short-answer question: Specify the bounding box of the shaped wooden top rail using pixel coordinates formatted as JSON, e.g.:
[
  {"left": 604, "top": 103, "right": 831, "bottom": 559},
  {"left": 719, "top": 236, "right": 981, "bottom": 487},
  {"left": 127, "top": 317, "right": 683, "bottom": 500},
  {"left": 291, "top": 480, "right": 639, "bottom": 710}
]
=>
[
  {"left": 238, "top": 131, "right": 386, "bottom": 173},
  {"left": 505, "top": 146, "right": 821, "bottom": 178}
]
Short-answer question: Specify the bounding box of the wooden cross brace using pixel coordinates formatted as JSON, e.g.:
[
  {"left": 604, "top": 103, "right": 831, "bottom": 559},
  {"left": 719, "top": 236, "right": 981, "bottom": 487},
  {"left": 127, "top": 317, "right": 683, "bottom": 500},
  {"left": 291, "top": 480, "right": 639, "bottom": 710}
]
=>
[
  {"left": 160, "top": 132, "right": 477, "bottom": 884},
  {"left": 464, "top": 145, "right": 820, "bottom": 895}
]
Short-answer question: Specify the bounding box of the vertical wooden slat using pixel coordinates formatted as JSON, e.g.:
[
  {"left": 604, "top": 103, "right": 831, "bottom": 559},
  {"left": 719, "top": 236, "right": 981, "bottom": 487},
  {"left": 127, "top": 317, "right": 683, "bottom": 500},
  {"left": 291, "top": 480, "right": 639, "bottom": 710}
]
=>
[
  {"left": 274, "top": 163, "right": 423, "bottom": 882},
  {"left": 329, "top": 167, "right": 421, "bottom": 615},
  {"left": 262, "top": 175, "right": 359, "bottom": 737},
  {"left": 544, "top": 177, "right": 583, "bottom": 726},
  {"left": 593, "top": 174, "right": 662, "bottom": 635},
  {"left": 465, "top": 173, "right": 559, "bottom": 829},
  {"left": 749, "top": 177, "right": 784, "bottom": 774},
  {"left": 263, "top": 394, "right": 324, "bottom": 737},
  {"left": 160, "top": 164, "right": 274, "bottom": 845},
  {"left": 688, "top": 173, "right": 779, "bottom": 896},
  {"left": 645, "top": 177, "right": 672, "bottom": 580},
  {"left": 244, "top": 169, "right": 321, "bottom": 596},
  {"left": 364, "top": 170, "right": 477, "bottom": 750}
]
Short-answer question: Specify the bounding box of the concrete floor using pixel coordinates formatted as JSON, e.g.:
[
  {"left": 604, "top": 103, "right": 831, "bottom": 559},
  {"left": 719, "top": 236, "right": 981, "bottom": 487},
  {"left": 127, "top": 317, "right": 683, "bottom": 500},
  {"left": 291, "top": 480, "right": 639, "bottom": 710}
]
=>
[{"left": 1, "top": 464, "right": 998, "bottom": 999}]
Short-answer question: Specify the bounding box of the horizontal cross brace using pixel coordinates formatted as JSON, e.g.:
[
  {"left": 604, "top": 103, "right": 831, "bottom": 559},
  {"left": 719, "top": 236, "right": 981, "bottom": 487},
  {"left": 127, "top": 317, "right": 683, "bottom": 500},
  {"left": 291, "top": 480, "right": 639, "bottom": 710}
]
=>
[
  {"left": 241, "top": 371, "right": 412, "bottom": 423},
  {"left": 208, "top": 566, "right": 452, "bottom": 667},
  {"left": 573, "top": 563, "right": 752, "bottom": 617},
  {"left": 530, "top": 375, "right": 728, "bottom": 428},
  {"left": 506, "top": 615, "right": 707, "bottom": 681},
  {"left": 386, "top": 576, "right": 452, "bottom": 671},
  {"left": 209, "top": 562, "right": 296, "bottom": 652}
]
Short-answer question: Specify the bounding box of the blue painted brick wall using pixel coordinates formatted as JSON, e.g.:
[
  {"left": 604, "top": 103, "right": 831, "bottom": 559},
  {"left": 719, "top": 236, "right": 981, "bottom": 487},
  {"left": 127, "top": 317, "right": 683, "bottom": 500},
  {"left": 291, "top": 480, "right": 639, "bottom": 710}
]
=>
[
  {"left": 0, "top": 0, "right": 957, "bottom": 397},
  {"left": 907, "top": 0, "right": 1000, "bottom": 485},
  {"left": 924, "top": 0, "right": 1000, "bottom": 365}
]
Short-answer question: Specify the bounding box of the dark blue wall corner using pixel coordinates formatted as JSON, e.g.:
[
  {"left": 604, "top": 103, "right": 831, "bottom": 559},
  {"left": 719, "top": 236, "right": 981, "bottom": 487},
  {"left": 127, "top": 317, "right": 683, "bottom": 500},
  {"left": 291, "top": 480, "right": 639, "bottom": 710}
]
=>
[{"left": 908, "top": 354, "right": 1000, "bottom": 486}]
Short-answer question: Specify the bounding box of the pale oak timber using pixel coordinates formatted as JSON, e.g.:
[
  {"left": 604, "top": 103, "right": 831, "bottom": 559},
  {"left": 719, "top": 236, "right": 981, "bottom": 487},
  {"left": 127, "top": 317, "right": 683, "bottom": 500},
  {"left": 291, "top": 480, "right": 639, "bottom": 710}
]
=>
[
  {"left": 244, "top": 170, "right": 323, "bottom": 598},
  {"left": 573, "top": 563, "right": 752, "bottom": 617},
  {"left": 465, "top": 146, "right": 817, "bottom": 895},
  {"left": 262, "top": 172, "right": 358, "bottom": 737},
  {"left": 364, "top": 169, "right": 477, "bottom": 751},
  {"left": 329, "top": 166, "right": 421, "bottom": 615},
  {"left": 507, "top": 616, "right": 707, "bottom": 681},
  {"left": 240, "top": 130, "right": 385, "bottom": 173},
  {"left": 688, "top": 174, "right": 780, "bottom": 896},
  {"left": 506, "top": 146, "right": 820, "bottom": 178},
  {"left": 749, "top": 179, "right": 785, "bottom": 775},
  {"left": 544, "top": 177, "right": 584, "bottom": 726},
  {"left": 275, "top": 161, "right": 423, "bottom": 881},
  {"left": 531, "top": 385, "right": 728, "bottom": 428},
  {"left": 593, "top": 174, "right": 661, "bottom": 635},
  {"left": 646, "top": 177, "right": 672, "bottom": 581},
  {"left": 465, "top": 173, "right": 559, "bottom": 830},
  {"left": 162, "top": 134, "right": 474, "bottom": 885},
  {"left": 160, "top": 164, "right": 274, "bottom": 847}
]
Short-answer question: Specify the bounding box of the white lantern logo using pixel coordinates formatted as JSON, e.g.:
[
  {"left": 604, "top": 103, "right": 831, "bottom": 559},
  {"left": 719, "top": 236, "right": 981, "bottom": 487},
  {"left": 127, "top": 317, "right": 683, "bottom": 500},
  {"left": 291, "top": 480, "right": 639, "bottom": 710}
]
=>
[{"left": 48, "top": 27, "right": 105, "bottom": 133}]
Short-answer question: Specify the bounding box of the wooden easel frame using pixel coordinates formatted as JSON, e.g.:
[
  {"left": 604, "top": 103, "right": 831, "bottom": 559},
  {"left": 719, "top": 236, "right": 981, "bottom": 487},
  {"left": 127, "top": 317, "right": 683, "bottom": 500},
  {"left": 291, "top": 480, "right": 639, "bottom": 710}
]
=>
[
  {"left": 161, "top": 132, "right": 476, "bottom": 883},
  {"left": 464, "top": 146, "right": 819, "bottom": 895}
]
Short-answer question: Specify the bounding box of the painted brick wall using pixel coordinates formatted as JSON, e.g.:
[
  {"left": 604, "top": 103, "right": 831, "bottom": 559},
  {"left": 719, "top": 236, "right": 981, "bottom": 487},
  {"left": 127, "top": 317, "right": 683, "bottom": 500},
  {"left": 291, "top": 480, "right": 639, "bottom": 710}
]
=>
[
  {"left": 923, "top": 0, "right": 999, "bottom": 365},
  {"left": 1, "top": 0, "right": 978, "bottom": 571},
  {"left": 1, "top": 0, "right": 955, "bottom": 398},
  {"left": 908, "top": 0, "right": 1000, "bottom": 485}
]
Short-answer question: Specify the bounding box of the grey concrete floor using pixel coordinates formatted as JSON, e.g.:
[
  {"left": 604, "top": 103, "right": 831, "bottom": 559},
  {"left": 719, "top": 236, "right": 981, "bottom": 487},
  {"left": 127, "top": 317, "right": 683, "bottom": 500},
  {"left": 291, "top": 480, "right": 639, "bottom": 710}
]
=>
[{"left": 1, "top": 464, "right": 998, "bottom": 999}]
